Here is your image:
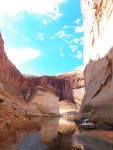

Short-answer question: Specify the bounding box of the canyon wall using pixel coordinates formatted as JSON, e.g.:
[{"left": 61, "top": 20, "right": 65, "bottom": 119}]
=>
[
  {"left": 24, "top": 70, "right": 84, "bottom": 103},
  {"left": 0, "top": 33, "right": 84, "bottom": 116},
  {"left": 0, "top": 33, "right": 59, "bottom": 116},
  {"left": 80, "top": 0, "right": 113, "bottom": 126}
]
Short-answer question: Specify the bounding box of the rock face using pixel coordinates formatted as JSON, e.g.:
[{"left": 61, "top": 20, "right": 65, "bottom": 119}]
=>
[
  {"left": 0, "top": 33, "right": 85, "bottom": 117},
  {"left": 0, "top": 33, "right": 59, "bottom": 116},
  {"left": 23, "top": 70, "right": 84, "bottom": 103},
  {"left": 59, "top": 100, "right": 77, "bottom": 114},
  {"left": 22, "top": 72, "right": 85, "bottom": 113},
  {"left": 80, "top": 0, "right": 113, "bottom": 125},
  {"left": 0, "top": 31, "right": 84, "bottom": 114}
]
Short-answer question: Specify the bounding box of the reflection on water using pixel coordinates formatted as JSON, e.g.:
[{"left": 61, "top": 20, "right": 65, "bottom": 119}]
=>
[
  {"left": 30, "top": 117, "right": 84, "bottom": 150},
  {"left": 6, "top": 117, "right": 113, "bottom": 150},
  {"left": 31, "top": 117, "right": 59, "bottom": 144},
  {"left": 5, "top": 131, "right": 47, "bottom": 150},
  {"left": 6, "top": 117, "right": 84, "bottom": 150}
]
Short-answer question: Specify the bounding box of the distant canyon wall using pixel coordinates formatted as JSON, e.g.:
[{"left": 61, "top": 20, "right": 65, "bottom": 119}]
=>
[{"left": 80, "top": 0, "right": 113, "bottom": 125}]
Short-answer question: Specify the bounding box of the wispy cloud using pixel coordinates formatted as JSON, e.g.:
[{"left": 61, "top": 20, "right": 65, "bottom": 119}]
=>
[
  {"left": 56, "top": 30, "right": 66, "bottom": 38},
  {"left": 76, "top": 51, "right": 82, "bottom": 59},
  {"left": 73, "top": 37, "right": 84, "bottom": 45},
  {"left": 75, "top": 25, "right": 84, "bottom": 33},
  {"left": 60, "top": 47, "right": 64, "bottom": 57},
  {"left": 63, "top": 25, "right": 68, "bottom": 29},
  {"left": 70, "top": 45, "right": 78, "bottom": 52},
  {"left": 80, "top": 37, "right": 84, "bottom": 45},
  {"left": 50, "top": 36, "right": 56, "bottom": 39},
  {"left": 42, "top": 19, "right": 48, "bottom": 25},
  {"left": 69, "top": 51, "right": 83, "bottom": 59},
  {"left": 37, "top": 33, "right": 44, "bottom": 41},
  {"left": 50, "top": 30, "right": 66, "bottom": 39},
  {"left": 5, "top": 47, "right": 41, "bottom": 66},
  {"left": 74, "top": 18, "right": 81, "bottom": 24},
  {"left": 0, "top": 0, "right": 66, "bottom": 20},
  {"left": 67, "top": 34, "right": 72, "bottom": 37},
  {"left": 25, "top": 37, "right": 29, "bottom": 42},
  {"left": 60, "top": 52, "right": 64, "bottom": 57},
  {"left": 74, "top": 38, "right": 79, "bottom": 43}
]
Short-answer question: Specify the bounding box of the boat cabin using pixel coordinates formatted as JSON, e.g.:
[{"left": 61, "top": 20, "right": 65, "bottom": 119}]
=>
[{"left": 79, "top": 118, "right": 94, "bottom": 129}]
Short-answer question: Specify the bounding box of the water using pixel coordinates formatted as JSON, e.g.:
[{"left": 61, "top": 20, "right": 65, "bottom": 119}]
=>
[{"left": 5, "top": 117, "right": 113, "bottom": 150}]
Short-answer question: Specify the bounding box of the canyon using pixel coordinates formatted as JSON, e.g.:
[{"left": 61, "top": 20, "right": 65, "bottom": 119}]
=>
[
  {"left": 1, "top": 0, "right": 113, "bottom": 147},
  {"left": 0, "top": 32, "right": 84, "bottom": 116},
  {"left": 0, "top": 32, "right": 84, "bottom": 147}
]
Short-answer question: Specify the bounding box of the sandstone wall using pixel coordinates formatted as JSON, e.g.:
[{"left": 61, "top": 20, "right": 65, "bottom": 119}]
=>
[
  {"left": 80, "top": 0, "right": 113, "bottom": 125},
  {"left": 0, "top": 33, "right": 59, "bottom": 115},
  {"left": 0, "top": 32, "right": 85, "bottom": 116},
  {"left": 0, "top": 32, "right": 84, "bottom": 103},
  {"left": 24, "top": 71, "right": 85, "bottom": 102}
]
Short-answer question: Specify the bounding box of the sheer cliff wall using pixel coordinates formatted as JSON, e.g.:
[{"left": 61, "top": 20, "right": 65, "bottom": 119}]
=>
[{"left": 80, "top": 0, "right": 113, "bottom": 125}]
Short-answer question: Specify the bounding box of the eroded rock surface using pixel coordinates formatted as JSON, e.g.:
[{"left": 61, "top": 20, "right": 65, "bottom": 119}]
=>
[
  {"left": 24, "top": 70, "right": 84, "bottom": 104},
  {"left": 80, "top": 0, "right": 113, "bottom": 126}
]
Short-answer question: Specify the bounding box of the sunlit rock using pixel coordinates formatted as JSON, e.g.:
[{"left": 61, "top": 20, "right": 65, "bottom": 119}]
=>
[
  {"left": 80, "top": 0, "right": 113, "bottom": 126},
  {"left": 59, "top": 100, "right": 77, "bottom": 115}
]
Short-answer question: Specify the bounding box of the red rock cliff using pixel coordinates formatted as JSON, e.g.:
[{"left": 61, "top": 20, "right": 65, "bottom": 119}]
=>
[
  {"left": 0, "top": 32, "right": 84, "bottom": 101},
  {"left": 80, "top": 0, "right": 113, "bottom": 126},
  {"left": 23, "top": 70, "right": 84, "bottom": 103},
  {"left": 0, "top": 33, "right": 84, "bottom": 115}
]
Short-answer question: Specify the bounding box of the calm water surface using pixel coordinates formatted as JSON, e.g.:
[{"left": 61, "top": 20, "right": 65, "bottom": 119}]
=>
[{"left": 5, "top": 117, "right": 113, "bottom": 150}]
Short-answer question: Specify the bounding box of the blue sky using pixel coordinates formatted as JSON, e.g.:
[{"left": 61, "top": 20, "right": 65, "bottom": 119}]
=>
[{"left": 0, "top": 0, "right": 84, "bottom": 76}]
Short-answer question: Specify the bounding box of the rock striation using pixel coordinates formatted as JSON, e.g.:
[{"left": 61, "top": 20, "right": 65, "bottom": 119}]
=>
[
  {"left": 80, "top": 0, "right": 113, "bottom": 126},
  {"left": 24, "top": 70, "right": 85, "bottom": 103}
]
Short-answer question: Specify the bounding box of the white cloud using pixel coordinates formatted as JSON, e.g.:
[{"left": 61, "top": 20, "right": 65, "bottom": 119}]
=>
[
  {"left": 67, "top": 34, "right": 72, "bottom": 37},
  {"left": 80, "top": 37, "right": 84, "bottom": 45},
  {"left": 60, "top": 52, "right": 64, "bottom": 57},
  {"left": 74, "top": 18, "right": 81, "bottom": 24},
  {"left": 68, "top": 54, "right": 75, "bottom": 57},
  {"left": 69, "top": 50, "right": 83, "bottom": 59},
  {"left": 75, "top": 25, "right": 84, "bottom": 33},
  {"left": 38, "top": 33, "right": 43, "bottom": 37},
  {"left": 60, "top": 48, "right": 64, "bottom": 57},
  {"left": 5, "top": 47, "right": 41, "bottom": 66},
  {"left": 74, "top": 38, "right": 79, "bottom": 43},
  {"left": 56, "top": 30, "right": 66, "bottom": 38},
  {"left": 76, "top": 51, "right": 82, "bottom": 59},
  {"left": 0, "top": 0, "right": 66, "bottom": 20},
  {"left": 70, "top": 45, "right": 78, "bottom": 52},
  {"left": 74, "top": 65, "right": 85, "bottom": 70},
  {"left": 25, "top": 38, "right": 29, "bottom": 42},
  {"left": 50, "top": 30, "right": 66, "bottom": 39},
  {"left": 37, "top": 33, "right": 44, "bottom": 41},
  {"left": 63, "top": 25, "right": 68, "bottom": 29},
  {"left": 42, "top": 19, "right": 48, "bottom": 25},
  {"left": 50, "top": 36, "right": 56, "bottom": 39}
]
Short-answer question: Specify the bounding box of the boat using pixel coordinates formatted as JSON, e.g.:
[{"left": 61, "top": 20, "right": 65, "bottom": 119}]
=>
[{"left": 79, "top": 118, "right": 94, "bottom": 129}]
